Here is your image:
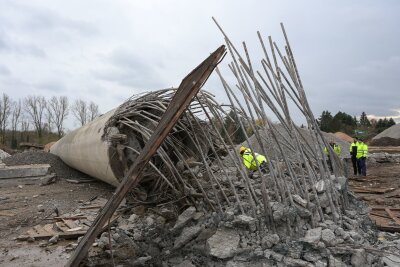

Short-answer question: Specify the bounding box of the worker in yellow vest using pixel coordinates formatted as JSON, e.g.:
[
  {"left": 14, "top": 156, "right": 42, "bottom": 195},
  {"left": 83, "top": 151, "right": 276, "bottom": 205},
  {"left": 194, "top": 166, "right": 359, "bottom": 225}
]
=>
[
  {"left": 356, "top": 138, "right": 368, "bottom": 176},
  {"left": 350, "top": 137, "right": 361, "bottom": 175},
  {"left": 324, "top": 141, "right": 341, "bottom": 172},
  {"left": 239, "top": 146, "right": 268, "bottom": 177}
]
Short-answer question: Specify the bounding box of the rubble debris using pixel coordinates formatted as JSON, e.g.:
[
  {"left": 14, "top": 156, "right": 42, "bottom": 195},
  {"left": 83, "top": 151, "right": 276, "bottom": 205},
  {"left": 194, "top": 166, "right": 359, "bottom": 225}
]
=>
[{"left": 0, "top": 164, "right": 50, "bottom": 179}]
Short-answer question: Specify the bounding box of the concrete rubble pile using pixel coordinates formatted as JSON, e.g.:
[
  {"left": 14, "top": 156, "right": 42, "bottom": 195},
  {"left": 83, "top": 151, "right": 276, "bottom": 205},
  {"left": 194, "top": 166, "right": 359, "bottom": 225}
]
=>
[{"left": 54, "top": 22, "right": 398, "bottom": 266}]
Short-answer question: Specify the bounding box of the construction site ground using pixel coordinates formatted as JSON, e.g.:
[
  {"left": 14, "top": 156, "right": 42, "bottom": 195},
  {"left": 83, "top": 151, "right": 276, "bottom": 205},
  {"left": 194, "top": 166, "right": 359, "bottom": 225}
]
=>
[
  {"left": 0, "top": 146, "right": 399, "bottom": 266},
  {"left": 0, "top": 177, "right": 113, "bottom": 266}
]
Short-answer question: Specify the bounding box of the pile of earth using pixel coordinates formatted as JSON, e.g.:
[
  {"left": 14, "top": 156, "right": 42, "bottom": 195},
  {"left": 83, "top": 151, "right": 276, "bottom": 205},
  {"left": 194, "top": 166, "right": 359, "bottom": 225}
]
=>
[
  {"left": 3, "top": 151, "right": 93, "bottom": 180},
  {"left": 371, "top": 124, "right": 400, "bottom": 146},
  {"left": 334, "top": 132, "right": 354, "bottom": 143}
]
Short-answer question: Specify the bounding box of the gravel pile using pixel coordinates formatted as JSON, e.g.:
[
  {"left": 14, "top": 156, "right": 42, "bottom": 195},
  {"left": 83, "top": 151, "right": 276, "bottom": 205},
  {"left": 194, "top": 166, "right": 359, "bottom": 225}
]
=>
[
  {"left": 371, "top": 124, "right": 400, "bottom": 146},
  {"left": 3, "top": 151, "right": 92, "bottom": 180}
]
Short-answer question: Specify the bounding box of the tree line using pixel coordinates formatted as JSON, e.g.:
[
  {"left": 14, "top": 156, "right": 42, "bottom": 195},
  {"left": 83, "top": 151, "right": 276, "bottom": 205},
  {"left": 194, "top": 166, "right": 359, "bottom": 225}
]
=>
[
  {"left": 0, "top": 93, "right": 100, "bottom": 148},
  {"left": 318, "top": 110, "right": 396, "bottom": 135}
]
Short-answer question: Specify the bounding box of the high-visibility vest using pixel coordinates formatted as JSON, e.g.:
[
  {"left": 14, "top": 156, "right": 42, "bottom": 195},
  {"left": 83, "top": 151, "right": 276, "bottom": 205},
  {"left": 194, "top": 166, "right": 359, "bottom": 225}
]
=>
[
  {"left": 356, "top": 142, "right": 368, "bottom": 159},
  {"left": 350, "top": 142, "right": 358, "bottom": 157},
  {"left": 362, "top": 143, "right": 368, "bottom": 158},
  {"left": 241, "top": 149, "right": 267, "bottom": 171},
  {"left": 324, "top": 144, "right": 341, "bottom": 156}
]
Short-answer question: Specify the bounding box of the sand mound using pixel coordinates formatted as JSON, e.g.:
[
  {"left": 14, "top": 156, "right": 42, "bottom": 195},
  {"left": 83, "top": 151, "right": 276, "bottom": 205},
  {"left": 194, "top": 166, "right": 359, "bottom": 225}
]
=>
[
  {"left": 334, "top": 132, "right": 354, "bottom": 143},
  {"left": 371, "top": 124, "right": 400, "bottom": 146}
]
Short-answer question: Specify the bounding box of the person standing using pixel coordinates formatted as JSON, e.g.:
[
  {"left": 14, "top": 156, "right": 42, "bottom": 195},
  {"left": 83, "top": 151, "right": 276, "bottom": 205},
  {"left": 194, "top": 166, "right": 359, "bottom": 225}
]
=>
[
  {"left": 356, "top": 138, "right": 368, "bottom": 176},
  {"left": 349, "top": 138, "right": 360, "bottom": 175},
  {"left": 324, "top": 141, "right": 341, "bottom": 172}
]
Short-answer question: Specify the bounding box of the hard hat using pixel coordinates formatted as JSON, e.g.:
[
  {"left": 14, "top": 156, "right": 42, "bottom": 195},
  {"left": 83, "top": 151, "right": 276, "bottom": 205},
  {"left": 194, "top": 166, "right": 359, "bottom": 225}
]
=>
[{"left": 239, "top": 146, "right": 246, "bottom": 154}]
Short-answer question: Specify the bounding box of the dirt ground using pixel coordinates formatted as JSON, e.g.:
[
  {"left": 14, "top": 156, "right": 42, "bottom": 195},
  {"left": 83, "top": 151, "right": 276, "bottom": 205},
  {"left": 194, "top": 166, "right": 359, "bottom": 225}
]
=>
[
  {"left": 0, "top": 176, "right": 113, "bottom": 267},
  {"left": 1, "top": 146, "right": 400, "bottom": 266}
]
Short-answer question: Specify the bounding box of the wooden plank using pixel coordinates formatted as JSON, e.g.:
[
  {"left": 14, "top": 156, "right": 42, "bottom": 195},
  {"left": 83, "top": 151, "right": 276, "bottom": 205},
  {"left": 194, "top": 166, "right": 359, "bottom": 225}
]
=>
[
  {"left": 55, "top": 222, "right": 70, "bottom": 232},
  {"left": 43, "top": 224, "right": 57, "bottom": 235},
  {"left": 33, "top": 225, "right": 50, "bottom": 236},
  {"left": 385, "top": 208, "right": 400, "bottom": 225},
  {"left": 63, "top": 219, "right": 79, "bottom": 229},
  {"left": 0, "top": 210, "right": 15, "bottom": 217},
  {"left": 29, "top": 231, "right": 88, "bottom": 240},
  {"left": 352, "top": 187, "right": 395, "bottom": 194},
  {"left": 66, "top": 45, "right": 226, "bottom": 267}
]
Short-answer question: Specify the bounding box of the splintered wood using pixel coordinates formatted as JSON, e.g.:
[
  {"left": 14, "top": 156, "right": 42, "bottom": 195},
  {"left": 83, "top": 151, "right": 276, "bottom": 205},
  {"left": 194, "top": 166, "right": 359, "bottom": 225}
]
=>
[{"left": 17, "top": 198, "right": 119, "bottom": 240}]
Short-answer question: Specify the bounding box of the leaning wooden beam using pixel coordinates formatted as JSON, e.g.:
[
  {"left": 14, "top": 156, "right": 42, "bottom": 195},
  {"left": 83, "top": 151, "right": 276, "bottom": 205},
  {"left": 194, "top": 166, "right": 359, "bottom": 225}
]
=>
[{"left": 66, "top": 45, "right": 226, "bottom": 267}]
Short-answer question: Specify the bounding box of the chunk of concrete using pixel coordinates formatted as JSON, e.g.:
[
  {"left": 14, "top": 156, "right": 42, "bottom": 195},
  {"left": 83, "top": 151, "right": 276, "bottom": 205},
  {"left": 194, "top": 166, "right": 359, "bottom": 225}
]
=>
[
  {"left": 314, "top": 180, "right": 326, "bottom": 193},
  {"left": 321, "top": 229, "right": 336, "bottom": 246},
  {"left": 172, "top": 206, "right": 196, "bottom": 230},
  {"left": 173, "top": 225, "right": 201, "bottom": 249},
  {"left": 261, "top": 234, "right": 280, "bottom": 249},
  {"left": 207, "top": 228, "right": 240, "bottom": 259},
  {"left": 293, "top": 194, "right": 307, "bottom": 208},
  {"left": 0, "top": 164, "right": 50, "bottom": 179},
  {"left": 302, "top": 227, "right": 322, "bottom": 244},
  {"left": 351, "top": 249, "right": 366, "bottom": 267},
  {"left": 233, "top": 214, "right": 256, "bottom": 232}
]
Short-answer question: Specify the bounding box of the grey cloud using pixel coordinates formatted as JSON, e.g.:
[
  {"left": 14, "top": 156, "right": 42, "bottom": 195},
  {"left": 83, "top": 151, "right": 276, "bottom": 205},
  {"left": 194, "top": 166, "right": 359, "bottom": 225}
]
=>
[
  {"left": 34, "top": 80, "right": 66, "bottom": 93},
  {"left": 0, "top": 64, "right": 11, "bottom": 76},
  {"left": 25, "top": 12, "right": 98, "bottom": 36},
  {"left": 0, "top": 28, "right": 46, "bottom": 57},
  {"left": 93, "top": 48, "right": 166, "bottom": 89}
]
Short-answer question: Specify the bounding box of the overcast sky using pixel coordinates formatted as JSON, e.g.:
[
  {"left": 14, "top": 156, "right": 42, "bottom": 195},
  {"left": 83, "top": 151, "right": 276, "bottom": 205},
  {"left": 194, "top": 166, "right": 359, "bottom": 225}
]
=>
[{"left": 0, "top": 0, "right": 399, "bottom": 130}]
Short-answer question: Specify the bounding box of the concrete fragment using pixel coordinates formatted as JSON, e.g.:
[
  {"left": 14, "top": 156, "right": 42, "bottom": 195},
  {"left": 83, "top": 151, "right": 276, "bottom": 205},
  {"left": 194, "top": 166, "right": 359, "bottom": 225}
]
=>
[
  {"left": 314, "top": 180, "right": 326, "bottom": 193},
  {"left": 261, "top": 234, "right": 280, "bottom": 249},
  {"left": 173, "top": 225, "right": 201, "bottom": 248},
  {"left": 321, "top": 229, "right": 335, "bottom": 246},
  {"left": 328, "top": 255, "right": 346, "bottom": 267},
  {"left": 293, "top": 194, "right": 307, "bottom": 207},
  {"left": 302, "top": 227, "right": 322, "bottom": 244},
  {"left": 283, "top": 257, "right": 314, "bottom": 267},
  {"left": 264, "top": 250, "right": 284, "bottom": 262},
  {"left": 0, "top": 164, "right": 50, "bottom": 179},
  {"left": 318, "top": 193, "right": 330, "bottom": 208},
  {"left": 207, "top": 228, "right": 240, "bottom": 259},
  {"left": 173, "top": 206, "right": 196, "bottom": 230},
  {"left": 48, "top": 234, "right": 59, "bottom": 244},
  {"left": 302, "top": 251, "right": 322, "bottom": 262},
  {"left": 233, "top": 214, "right": 256, "bottom": 232},
  {"left": 351, "top": 249, "right": 366, "bottom": 267}
]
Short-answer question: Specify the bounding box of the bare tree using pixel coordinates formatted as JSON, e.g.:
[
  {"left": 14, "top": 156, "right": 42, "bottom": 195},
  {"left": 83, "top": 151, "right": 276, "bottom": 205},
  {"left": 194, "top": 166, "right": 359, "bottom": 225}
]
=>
[
  {"left": 72, "top": 99, "right": 88, "bottom": 126},
  {"left": 0, "top": 93, "right": 11, "bottom": 144},
  {"left": 48, "top": 96, "right": 69, "bottom": 138},
  {"left": 24, "top": 95, "right": 47, "bottom": 139},
  {"left": 45, "top": 106, "right": 53, "bottom": 134},
  {"left": 10, "top": 100, "right": 22, "bottom": 148},
  {"left": 20, "top": 116, "right": 30, "bottom": 143},
  {"left": 88, "top": 101, "right": 99, "bottom": 121}
]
